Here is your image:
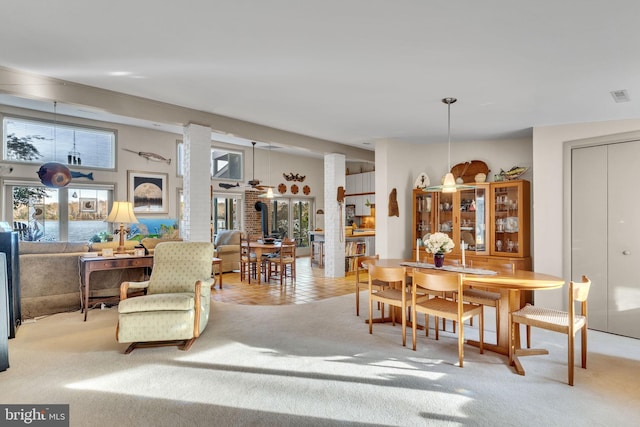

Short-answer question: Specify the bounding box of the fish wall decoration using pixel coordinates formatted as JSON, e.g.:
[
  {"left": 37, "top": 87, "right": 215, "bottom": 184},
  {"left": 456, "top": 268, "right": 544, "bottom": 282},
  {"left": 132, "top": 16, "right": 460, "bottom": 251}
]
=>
[
  {"left": 71, "top": 171, "right": 94, "bottom": 180},
  {"left": 219, "top": 182, "right": 240, "bottom": 189},
  {"left": 122, "top": 148, "right": 171, "bottom": 164}
]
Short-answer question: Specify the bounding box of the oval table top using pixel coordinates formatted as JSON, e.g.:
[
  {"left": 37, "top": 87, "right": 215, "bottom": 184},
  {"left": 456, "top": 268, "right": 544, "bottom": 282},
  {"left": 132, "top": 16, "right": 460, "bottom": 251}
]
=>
[{"left": 365, "top": 258, "right": 565, "bottom": 291}]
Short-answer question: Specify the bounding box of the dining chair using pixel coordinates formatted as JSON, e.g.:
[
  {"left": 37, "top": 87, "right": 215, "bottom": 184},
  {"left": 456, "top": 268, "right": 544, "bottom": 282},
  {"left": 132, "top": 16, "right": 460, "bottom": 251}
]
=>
[
  {"left": 455, "top": 260, "right": 516, "bottom": 344},
  {"left": 267, "top": 238, "right": 296, "bottom": 284},
  {"left": 355, "top": 255, "right": 387, "bottom": 316},
  {"left": 509, "top": 275, "right": 591, "bottom": 386},
  {"left": 368, "top": 264, "right": 412, "bottom": 346},
  {"left": 411, "top": 271, "right": 484, "bottom": 367},
  {"left": 239, "top": 234, "right": 261, "bottom": 283}
]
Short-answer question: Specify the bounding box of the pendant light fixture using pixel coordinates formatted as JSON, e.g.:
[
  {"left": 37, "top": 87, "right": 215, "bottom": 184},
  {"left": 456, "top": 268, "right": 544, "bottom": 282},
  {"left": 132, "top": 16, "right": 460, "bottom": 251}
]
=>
[
  {"left": 441, "top": 97, "right": 457, "bottom": 193},
  {"left": 424, "top": 97, "right": 473, "bottom": 193}
]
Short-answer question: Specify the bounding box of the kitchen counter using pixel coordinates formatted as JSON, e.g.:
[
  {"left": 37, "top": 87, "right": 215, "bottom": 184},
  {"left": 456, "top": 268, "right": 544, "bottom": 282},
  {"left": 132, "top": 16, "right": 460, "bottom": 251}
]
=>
[{"left": 351, "top": 231, "right": 376, "bottom": 237}]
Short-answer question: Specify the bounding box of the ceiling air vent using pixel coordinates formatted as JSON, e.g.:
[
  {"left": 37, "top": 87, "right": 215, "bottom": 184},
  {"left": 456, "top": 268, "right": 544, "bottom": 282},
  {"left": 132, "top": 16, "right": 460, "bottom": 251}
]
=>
[{"left": 610, "top": 89, "right": 630, "bottom": 103}]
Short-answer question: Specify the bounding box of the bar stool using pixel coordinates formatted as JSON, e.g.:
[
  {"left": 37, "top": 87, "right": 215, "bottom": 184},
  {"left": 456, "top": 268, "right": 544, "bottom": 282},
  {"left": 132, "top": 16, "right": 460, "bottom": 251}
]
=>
[{"left": 312, "top": 241, "right": 324, "bottom": 267}]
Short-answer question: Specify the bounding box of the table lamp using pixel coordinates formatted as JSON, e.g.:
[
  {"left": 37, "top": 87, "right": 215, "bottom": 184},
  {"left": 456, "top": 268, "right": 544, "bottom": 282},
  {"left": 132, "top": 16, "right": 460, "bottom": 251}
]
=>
[{"left": 106, "top": 201, "right": 139, "bottom": 254}]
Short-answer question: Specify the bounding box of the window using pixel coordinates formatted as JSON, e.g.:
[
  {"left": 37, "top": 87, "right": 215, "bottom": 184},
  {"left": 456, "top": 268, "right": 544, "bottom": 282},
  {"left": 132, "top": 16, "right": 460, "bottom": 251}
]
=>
[
  {"left": 270, "top": 198, "right": 311, "bottom": 247},
  {"left": 8, "top": 182, "right": 114, "bottom": 242},
  {"left": 212, "top": 148, "right": 243, "bottom": 180},
  {"left": 213, "top": 194, "right": 241, "bottom": 234},
  {"left": 3, "top": 116, "right": 115, "bottom": 169},
  {"left": 176, "top": 141, "right": 244, "bottom": 180}
]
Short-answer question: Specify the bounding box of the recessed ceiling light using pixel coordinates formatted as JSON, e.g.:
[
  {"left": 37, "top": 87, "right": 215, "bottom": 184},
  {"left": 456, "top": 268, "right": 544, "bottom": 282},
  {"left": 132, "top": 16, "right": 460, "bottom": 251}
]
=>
[
  {"left": 610, "top": 89, "right": 630, "bottom": 103},
  {"left": 109, "top": 71, "right": 131, "bottom": 77}
]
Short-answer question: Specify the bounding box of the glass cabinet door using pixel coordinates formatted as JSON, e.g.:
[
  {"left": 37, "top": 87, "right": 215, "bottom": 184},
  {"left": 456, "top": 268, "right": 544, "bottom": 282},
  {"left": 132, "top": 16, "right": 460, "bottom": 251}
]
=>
[
  {"left": 413, "top": 190, "right": 434, "bottom": 239},
  {"left": 458, "top": 184, "right": 489, "bottom": 255},
  {"left": 490, "top": 180, "right": 530, "bottom": 257},
  {"left": 437, "top": 192, "right": 454, "bottom": 242}
]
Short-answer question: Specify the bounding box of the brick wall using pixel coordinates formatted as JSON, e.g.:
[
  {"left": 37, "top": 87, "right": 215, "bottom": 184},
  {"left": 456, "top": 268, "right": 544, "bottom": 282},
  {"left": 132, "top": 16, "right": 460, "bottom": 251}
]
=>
[{"left": 244, "top": 190, "right": 270, "bottom": 236}]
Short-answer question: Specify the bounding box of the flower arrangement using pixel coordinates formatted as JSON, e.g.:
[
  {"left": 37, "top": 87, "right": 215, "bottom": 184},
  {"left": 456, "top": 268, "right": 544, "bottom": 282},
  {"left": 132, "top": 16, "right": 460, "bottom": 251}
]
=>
[{"left": 423, "top": 232, "right": 455, "bottom": 255}]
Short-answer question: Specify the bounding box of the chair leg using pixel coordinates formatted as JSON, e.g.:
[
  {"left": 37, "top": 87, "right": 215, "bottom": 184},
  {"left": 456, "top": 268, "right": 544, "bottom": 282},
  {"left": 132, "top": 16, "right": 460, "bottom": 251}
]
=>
[
  {"left": 508, "top": 314, "right": 514, "bottom": 366},
  {"left": 124, "top": 338, "right": 196, "bottom": 354},
  {"left": 369, "top": 297, "right": 374, "bottom": 334},
  {"left": 581, "top": 326, "right": 587, "bottom": 369},
  {"left": 458, "top": 317, "right": 464, "bottom": 367},
  {"left": 412, "top": 309, "right": 418, "bottom": 350},
  {"left": 526, "top": 325, "right": 531, "bottom": 348},
  {"left": 401, "top": 304, "right": 407, "bottom": 347},
  {"left": 495, "top": 300, "right": 500, "bottom": 346},
  {"left": 478, "top": 310, "right": 484, "bottom": 354},
  {"left": 425, "top": 314, "right": 429, "bottom": 337},
  {"left": 356, "top": 284, "right": 360, "bottom": 316},
  {"left": 568, "top": 331, "right": 575, "bottom": 386}
]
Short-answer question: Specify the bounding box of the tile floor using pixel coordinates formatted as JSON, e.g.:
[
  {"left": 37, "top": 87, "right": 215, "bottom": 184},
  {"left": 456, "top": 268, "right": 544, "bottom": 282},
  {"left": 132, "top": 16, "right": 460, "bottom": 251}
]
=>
[{"left": 211, "top": 257, "right": 357, "bottom": 305}]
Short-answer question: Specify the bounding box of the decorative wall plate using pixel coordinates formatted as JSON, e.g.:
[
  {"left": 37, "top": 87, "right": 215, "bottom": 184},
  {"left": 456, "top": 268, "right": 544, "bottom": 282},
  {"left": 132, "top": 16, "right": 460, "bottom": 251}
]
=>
[
  {"left": 303, "top": 185, "right": 310, "bottom": 195},
  {"left": 291, "top": 184, "right": 299, "bottom": 194},
  {"left": 278, "top": 183, "right": 287, "bottom": 194}
]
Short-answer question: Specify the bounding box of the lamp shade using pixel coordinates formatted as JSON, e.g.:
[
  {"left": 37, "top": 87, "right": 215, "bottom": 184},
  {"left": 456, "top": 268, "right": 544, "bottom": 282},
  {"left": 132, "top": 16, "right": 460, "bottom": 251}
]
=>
[
  {"left": 441, "top": 173, "right": 457, "bottom": 193},
  {"left": 106, "top": 201, "right": 139, "bottom": 224}
]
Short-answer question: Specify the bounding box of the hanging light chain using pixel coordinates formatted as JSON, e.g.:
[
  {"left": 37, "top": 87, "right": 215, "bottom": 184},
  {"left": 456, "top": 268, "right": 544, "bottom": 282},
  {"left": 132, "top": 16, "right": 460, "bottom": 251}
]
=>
[{"left": 442, "top": 97, "right": 457, "bottom": 170}]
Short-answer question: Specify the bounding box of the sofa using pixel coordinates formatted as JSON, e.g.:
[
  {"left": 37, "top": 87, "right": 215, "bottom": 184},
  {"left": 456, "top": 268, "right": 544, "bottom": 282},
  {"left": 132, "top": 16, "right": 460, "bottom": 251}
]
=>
[
  {"left": 214, "top": 230, "right": 243, "bottom": 272},
  {"left": 140, "top": 237, "right": 183, "bottom": 254},
  {"left": 19, "top": 240, "right": 144, "bottom": 319}
]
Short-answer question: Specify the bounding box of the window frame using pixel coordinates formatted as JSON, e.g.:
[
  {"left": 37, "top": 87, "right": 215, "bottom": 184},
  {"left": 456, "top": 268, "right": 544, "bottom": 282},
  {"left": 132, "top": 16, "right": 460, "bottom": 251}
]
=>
[
  {"left": 2, "top": 114, "right": 117, "bottom": 170},
  {"left": 176, "top": 141, "right": 244, "bottom": 182},
  {"left": 4, "top": 179, "right": 115, "bottom": 242}
]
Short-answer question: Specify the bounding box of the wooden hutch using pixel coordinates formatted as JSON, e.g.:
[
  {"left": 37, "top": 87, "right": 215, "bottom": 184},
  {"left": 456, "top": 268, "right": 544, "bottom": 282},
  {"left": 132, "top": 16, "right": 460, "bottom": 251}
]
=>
[{"left": 412, "top": 180, "right": 531, "bottom": 270}]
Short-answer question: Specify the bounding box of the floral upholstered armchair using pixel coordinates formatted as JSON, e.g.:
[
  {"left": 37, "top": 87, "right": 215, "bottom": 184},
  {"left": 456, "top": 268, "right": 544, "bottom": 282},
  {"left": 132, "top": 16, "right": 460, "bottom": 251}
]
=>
[{"left": 116, "top": 241, "right": 215, "bottom": 353}]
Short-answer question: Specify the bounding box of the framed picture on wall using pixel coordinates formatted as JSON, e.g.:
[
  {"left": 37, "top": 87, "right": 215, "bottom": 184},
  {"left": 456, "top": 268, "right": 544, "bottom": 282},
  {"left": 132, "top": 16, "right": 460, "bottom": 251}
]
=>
[
  {"left": 128, "top": 170, "right": 169, "bottom": 213},
  {"left": 80, "top": 198, "right": 97, "bottom": 212}
]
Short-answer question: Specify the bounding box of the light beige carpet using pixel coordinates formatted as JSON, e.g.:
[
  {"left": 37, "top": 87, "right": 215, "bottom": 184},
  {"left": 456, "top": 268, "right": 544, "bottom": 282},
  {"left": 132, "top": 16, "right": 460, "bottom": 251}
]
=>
[{"left": 2, "top": 293, "right": 639, "bottom": 426}]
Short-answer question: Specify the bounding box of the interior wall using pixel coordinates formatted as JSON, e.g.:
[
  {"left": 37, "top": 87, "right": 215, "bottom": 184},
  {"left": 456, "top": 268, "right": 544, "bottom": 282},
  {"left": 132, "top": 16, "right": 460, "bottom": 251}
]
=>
[
  {"left": 247, "top": 147, "right": 325, "bottom": 210},
  {"left": 375, "top": 137, "right": 532, "bottom": 260},
  {"left": 0, "top": 104, "right": 326, "bottom": 234},
  {"left": 533, "top": 118, "right": 640, "bottom": 309},
  {"left": 0, "top": 104, "right": 181, "bottom": 219}
]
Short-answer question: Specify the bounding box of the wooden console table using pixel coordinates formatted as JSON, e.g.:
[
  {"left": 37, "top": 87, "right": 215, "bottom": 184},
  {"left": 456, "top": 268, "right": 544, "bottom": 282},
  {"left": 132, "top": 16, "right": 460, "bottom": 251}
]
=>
[{"left": 79, "top": 255, "right": 154, "bottom": 321}]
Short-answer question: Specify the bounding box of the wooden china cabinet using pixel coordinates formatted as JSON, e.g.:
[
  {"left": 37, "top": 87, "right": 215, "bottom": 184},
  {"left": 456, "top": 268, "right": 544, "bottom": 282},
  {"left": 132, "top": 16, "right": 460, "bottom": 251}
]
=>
[
  {"left": 489, "top": 180, "right": 530, "bottom": 259},
  {"left": 412, "top": 180, "right": 531, "bottom": 270}
]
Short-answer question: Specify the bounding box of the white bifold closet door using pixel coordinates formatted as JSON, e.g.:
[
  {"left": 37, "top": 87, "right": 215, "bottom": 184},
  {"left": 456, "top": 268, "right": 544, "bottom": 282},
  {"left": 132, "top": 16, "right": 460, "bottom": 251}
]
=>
[{"left": 572, "top": 140, "right": 640, "bottom": 339}]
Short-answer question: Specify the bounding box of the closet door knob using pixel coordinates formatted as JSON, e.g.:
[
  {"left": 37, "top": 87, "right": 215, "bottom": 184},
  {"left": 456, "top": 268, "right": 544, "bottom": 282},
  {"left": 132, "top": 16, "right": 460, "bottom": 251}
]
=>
[{"left": 623, "top": 250, "right": 631, "bottom": 255}]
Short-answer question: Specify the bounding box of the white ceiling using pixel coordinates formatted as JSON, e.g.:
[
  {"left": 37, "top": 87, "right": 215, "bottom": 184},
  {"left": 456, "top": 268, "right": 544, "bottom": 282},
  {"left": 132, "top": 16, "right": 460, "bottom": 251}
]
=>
[{"left": 1, "top": 0, "right": 640, "bottom": 151}]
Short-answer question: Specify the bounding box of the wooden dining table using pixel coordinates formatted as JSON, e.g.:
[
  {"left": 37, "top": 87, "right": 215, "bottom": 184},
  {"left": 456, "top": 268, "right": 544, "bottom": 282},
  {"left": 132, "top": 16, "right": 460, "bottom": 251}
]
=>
[
  {"left": 243, "top": 240, "right": 282, "bottom": 284},
  {"left": 365, "top": 258, "right": 565, "bottom": 374}
]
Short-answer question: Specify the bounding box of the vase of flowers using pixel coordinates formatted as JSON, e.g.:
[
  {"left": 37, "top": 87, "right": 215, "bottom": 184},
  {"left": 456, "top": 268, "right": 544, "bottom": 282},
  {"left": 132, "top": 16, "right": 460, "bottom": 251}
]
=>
[{"left": 423, "top": 232, "right": 455, "bottom": 268}]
